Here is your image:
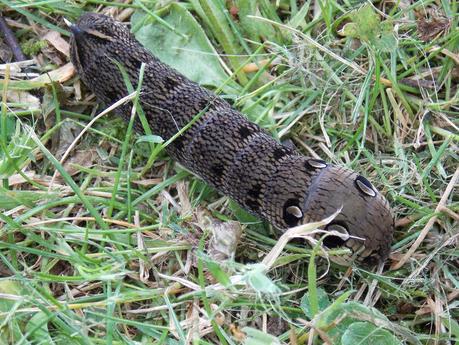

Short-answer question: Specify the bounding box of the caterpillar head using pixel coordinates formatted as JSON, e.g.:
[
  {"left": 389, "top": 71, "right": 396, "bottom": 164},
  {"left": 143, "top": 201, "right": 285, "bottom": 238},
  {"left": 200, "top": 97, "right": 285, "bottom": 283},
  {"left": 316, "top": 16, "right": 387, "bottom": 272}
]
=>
[
  {"left": 312, "top": 165, "right": 393, "bottom": 265},
  {"left": 302, "top": 163, "right": 393, "bottom": 265},
  {"left": 265, "top": 157, "right": 394, "bottom": 265}
]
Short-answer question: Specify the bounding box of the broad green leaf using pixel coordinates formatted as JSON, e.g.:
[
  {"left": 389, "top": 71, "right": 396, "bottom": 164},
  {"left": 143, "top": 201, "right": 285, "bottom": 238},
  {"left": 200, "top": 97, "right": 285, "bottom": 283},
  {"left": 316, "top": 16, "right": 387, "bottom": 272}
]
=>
[
  {"left": 377, "top": 21, "right": 397, "bottom": 52},
  {"left": 25, "top": 312, "right": 55, "bottom": 345},
  {"left": 340, "top": 4, "right": 397, "bottom": 52},
  {"left": 340, "top": 301, "right": 389, "bottom": 320},
  {"left": 131, "top": 4, "right": 234, "bottom": 90},
  {"left": 352, "top": 4, "right": 380, "bottom": 43},
  {"left": 0, "top": 279, "right": 25, "bottom": 305},
  {"left": 300, "top": 288, "right": 331, "bottom": 319},
  {"left": 340, "top": 22, "right": 358, "bottom": 38},
  {"left": 342, "top": 322, "right": 402, "bottom": 345},
  {"left": 315, "top": 301, "right": 393, "bottom": 344},
  {"left": 243, "top": 263, "right": 281, "bottom": 295},
  {"left": 318, "top": 301, "right": 389, "bottom": 329}
]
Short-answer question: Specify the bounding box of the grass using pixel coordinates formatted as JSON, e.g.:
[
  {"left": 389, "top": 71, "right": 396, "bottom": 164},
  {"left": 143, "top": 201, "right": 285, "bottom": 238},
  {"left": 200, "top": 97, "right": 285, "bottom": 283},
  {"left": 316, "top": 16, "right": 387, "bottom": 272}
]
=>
[{"left": 0, "top": 0, "right": 458, "bottom": 344}]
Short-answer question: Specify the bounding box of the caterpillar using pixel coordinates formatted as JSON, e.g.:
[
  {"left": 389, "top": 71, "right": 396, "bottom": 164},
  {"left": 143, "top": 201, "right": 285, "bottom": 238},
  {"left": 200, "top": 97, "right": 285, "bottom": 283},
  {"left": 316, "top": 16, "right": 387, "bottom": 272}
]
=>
[{"left": 68, "top": 13, "right": 394, "bottom": 264}]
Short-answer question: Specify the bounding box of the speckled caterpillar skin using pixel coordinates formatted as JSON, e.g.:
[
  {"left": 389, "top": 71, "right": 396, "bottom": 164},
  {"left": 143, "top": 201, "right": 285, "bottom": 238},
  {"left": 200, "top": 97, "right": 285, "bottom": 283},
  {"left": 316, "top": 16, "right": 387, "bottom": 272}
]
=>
[{"left": 69, "top": 13, "right": 394, "bottom": 263}]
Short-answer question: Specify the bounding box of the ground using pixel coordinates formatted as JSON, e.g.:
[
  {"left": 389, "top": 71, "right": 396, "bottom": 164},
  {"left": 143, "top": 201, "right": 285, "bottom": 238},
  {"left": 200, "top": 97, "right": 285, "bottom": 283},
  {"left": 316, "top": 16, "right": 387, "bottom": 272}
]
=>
[{"left": 0, "top": 1, "right": 458, "bottom": 344}]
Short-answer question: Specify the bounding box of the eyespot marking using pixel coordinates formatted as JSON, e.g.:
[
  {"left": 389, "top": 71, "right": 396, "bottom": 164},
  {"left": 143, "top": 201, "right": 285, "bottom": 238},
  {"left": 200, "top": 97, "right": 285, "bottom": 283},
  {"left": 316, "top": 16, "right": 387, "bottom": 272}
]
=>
[
  {"left": 283, "top": 199, "right": 303, "bottom": 227},
  {"left": 328, "top": 223, "right": 349, "bottom": 238},
  {"left": 355, "top": 175, "right": 376, "bottom": 197},
  {"left": 306, "top": 159, "right": 327, "bottom": 169},
  {"left": 324, "top": 223, "right": 349, "bottom": 248},
  {"left": 286, "top": 205, "right": 303, "bottom": 218}
]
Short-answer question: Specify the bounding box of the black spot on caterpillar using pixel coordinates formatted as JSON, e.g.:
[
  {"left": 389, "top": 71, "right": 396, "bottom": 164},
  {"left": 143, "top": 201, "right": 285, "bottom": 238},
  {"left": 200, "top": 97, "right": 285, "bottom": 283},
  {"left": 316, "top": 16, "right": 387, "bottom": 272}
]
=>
[{"left": 69, "top": 13, "right": 394, "bottom": 264}]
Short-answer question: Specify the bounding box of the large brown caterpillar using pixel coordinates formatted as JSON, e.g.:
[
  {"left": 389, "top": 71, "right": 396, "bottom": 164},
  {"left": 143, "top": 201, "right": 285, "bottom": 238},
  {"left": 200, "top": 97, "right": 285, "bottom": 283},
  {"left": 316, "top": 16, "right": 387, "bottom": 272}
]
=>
[{"left": 69, "top": 13, "right": 394, "bottom": 264}]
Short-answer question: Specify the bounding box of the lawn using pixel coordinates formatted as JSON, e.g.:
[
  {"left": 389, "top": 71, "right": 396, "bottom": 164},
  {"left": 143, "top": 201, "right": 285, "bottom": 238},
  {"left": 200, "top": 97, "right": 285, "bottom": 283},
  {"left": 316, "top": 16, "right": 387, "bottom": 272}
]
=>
[{"left": 0, "top": 0, "right": 458, "bottom": 344}]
